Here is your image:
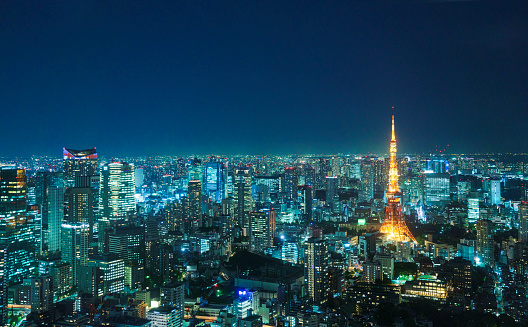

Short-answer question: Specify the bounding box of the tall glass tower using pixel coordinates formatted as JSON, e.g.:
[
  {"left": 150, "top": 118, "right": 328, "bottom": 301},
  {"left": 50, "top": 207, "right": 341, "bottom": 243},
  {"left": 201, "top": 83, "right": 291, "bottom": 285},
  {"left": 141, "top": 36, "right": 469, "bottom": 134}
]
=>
[
  {"left": 0, "top": 167, "right": 35, "bottom": 285},
  {"left": 98, "top": 162, "right": 135, "bottom": 253}
]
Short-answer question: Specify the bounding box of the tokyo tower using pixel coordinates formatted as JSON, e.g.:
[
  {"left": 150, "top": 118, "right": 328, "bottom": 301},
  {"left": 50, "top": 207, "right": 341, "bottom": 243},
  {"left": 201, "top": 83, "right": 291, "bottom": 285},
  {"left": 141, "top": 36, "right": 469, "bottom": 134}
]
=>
[{"left": 379, "top": 113, "right": 417, "bottom": 243}]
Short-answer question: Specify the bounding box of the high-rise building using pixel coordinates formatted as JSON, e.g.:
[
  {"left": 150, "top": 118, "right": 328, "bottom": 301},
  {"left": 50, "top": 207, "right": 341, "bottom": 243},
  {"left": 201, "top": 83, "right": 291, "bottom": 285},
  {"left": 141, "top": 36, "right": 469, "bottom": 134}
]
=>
[
  {"left": 160, "top": 282, "right": 184, "bottom": 326},
  {"left": 187, "top": 180, "right": 202, "bottom": 229},
  {"left": 424, "top": 173, "right": 450, "bottom": 206},
  {"left": 63, "top": 148, "right": 98, "bottom": 188},
  {"left": 87, "top": 254, "right": 125, "bottom": 294},
  {"left": 0, "top": 167, "right": 35, "bottom": 286},
  {"left": 25, "top": 275, "right": 53, "bottom": 313},
  {"left": 325, "top": 176, "right": 338, "bottom": 212},
  {"left": 298, "top": 185, "right": 313, "bottom": 222},
  {"left": 284, "top": 167, "right": 299, "bottom": 201},
  {"left": 205, "top": 161, "right": 225, "bottom": 203},
  {"left": 0, "top": 245, "right": 7, "bottom": 326},
  {"left": 518, "top": 202, "right": 528, "bottom": 243},
  {"left": 304, "top": 237, "right": 329, "bottom": 304},
  {"left": 35, "top": 172, "right": 64, "bottom": 254},
  {"left": 235, "top": 168, "right": 253, "bottom": 230},
  {"left": 99, "top": 162, "right": 135, "bottom": 252},
  {"left": 249, "top": 211, "right": 273, "bottom": 253},
  {"left": 360, "top": 159, "right": 374, "bottom": 201},
  {"left": 476, "top": 219, "right": 494, "bottom": 267},
  {"left": 490, "top": 179, "right": 501, "bottom": 205},
  {"left": 61, "top": 222, "right": 89, "bottom": 282}
]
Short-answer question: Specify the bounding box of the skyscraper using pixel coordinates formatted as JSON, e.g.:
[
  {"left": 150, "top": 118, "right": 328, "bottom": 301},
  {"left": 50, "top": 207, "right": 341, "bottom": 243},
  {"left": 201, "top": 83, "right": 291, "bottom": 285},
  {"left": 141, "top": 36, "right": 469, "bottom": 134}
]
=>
[
  {"left": 476, "top": 219, "right": 494, "bottom": 267},
  {"left": 63, "top": 148, "right": 98, "bottom": 188},
  {"left": 99, "top": 162, "right": 135, "bottom": 252},
  {"left": 304, "top": 237, "right": 329, "bottom": 304},
  {"left": 35, "top": 172, "right": 64, "bottom": 253},
  {"left": 188, "top": 180, "right": 202, "bottom": 229},
  {"left": 235, "top": 168, "right": 253, "bottom": 230},
  {"left": 284, "top": 167, "right": 299, "bottom": 201},
  {"left": 249, "top": 211, "right": 273, "bottom": 253},
  {"left": 205, "top": 161, "right": 225, "bottom": 203},
  {"left": 0, "top": 167, "right": 35, "bottom": 285},
  {"left": 518, "top": 202, "right": 528, "bottom": 243},
  {"left": 490, "top": 179, "right": 501, "bottom": 205}
]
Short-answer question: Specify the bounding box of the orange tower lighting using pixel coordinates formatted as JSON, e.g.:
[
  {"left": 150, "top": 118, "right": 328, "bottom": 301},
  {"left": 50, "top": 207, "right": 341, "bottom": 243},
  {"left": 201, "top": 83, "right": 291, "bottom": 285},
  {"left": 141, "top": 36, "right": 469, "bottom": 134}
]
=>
[{"left": 379, "top": 113, "right": 417, "bottom": 243}]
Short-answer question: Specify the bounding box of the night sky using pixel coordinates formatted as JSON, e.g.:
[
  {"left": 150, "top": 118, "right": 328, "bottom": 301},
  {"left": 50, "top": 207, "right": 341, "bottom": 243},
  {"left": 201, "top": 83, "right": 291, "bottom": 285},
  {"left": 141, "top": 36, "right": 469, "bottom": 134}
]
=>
[{"left": 1, "top": 1, "right": 527, "bottom": 157}]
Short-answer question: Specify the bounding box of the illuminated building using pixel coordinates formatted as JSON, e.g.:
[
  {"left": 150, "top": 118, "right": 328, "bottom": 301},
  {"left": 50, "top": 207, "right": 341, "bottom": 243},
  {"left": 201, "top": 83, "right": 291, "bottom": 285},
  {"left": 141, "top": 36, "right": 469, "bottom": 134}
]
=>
[
  {"left": 326, "top": 176, "right": 338, "bottom": 212},
  {"left": 403, "top": 275, "right": 448, "bottom": 303},
  {"left": 188, "top": 180, "right": 202, "bottom": 229},
  {"left": 249, "top": 211, "right": 273, "bottom": 252},
  {"left": 147, "top": 305, "right": 182, "bottom": 327},
  {"left": 0, "top": 167, "right": 35, "bottom": 285},
  {"left": 281, "top": 242, "right": 298, "bottom": 264},
  {"left": 35, "top": 172, "right": 64, "bottom": 254},
  {"left": 87, "top": 254, "right": 124, "bottom": 294},
  {"left": 379, "top": 115, "right": 416, "bottom": 243},
  {"left": 489, "top": 179, "right": 501, "bottom": 205},
  {"left": 476, "top": 219, "right": 494, "bottom": 267},
  {"left": 61, "top": 222, "right": 89, "bottom": 282},
  {"left": 345, "top": 282, "right": 401, "bottom": 311},
  {"left": 108, "top": 225, "right": 144, "bottom": 265},
  {"left": 467, "top": 197, "right": 480, "bottom": 224},
  {"left": 160, "top": 282, "right": 184, "bottom": 326},
  {"left": 99, "top": 162, "right": 135, "bottom": 252},
  {"left": 424, "top": 173, "right": 450, "bottom": 206},
  {"left": 62, "top": 147, "right": 98, "bottom": 188},
  {"left": 0, "top": 245, "right": 6, "bottom": 326},
  {"left": 359, "top": 159, "right": 374, "bottom": 201},
  {"left": 284, "top": 167, "right": 299, "bottom": 201},
  {"left": 298, "top": 185, "right": 313, "bottom": 222},
  {"left": 25, "top": 275, "right": 53, "bottom": 313},
  {"left": 518, "top": 202, "right": 528, "bottom": 243},
  {"left": 49, "top": 262, "right": 73, "bottom": 296},
  {"left": 304, "top": 237, "right": 329, "bottom": 304},
  {"left": 205, "top": 161, "right": 225, "bottom": 203},
  {"left": 235, "top": 168, "right": 253, "bottom": 230}
]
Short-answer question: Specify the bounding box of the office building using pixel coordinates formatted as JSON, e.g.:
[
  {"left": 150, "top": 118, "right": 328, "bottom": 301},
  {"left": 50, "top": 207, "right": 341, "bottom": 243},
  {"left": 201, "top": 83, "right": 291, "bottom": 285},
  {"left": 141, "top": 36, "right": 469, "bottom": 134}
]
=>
[
  {"left": 476, "top": 219, "right": 494, "bottom": 267},
  {"left": 147, "top": 305, "right": 182, "bottom": 327},
  {"left": 519, "top": 202, "right": 528, "bottom": 243},
  {"left": 63, "top": 147, "right": 98, "bottom": 188},
  {"left": 87, "top": 254, "right": 125, "bottom": 294},
  {"left": 35, "top": 172, "right": 64, "bottom": 254},
  {"left": 249, "top": 211, "right": 273, "bottom": 253},
  {"left": 424, "top": 173, "right": 450, "bottom": 206},
  {"left": 187, "top": 180, "right": 202, "bottom": 229},
  {"left": 0, "top": 167, "right": 35, "bottom": 285},
  {"left": 284, "top": 167, "right": 299, "bottom": 201},
  {"left": 99, "top": 162, "right": 135, "bottom": 252},
  {"left": 205, "top": 161, "right": 225, "bottom": 203},
  {"left": 61, "top": 222, "right": 89, "bottom": 282},
  {"left": 304, "top": 237, "right": 329, "bottom": 304},
  {"left": 235, "top": 168, "right": 252, "bottom": 230},
  {"left": 25, "top": 275, "right": 53, "bottom": 313}
]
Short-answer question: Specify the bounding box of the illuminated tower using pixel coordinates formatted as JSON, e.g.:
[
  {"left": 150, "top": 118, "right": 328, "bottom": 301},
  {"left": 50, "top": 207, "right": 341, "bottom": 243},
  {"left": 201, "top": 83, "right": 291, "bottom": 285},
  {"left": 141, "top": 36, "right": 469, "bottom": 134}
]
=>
[
  {"left": 99, "top": 162, "right": 135, "bottom": 253},
  {"left": 0, "top": 167, "right": 35, "bottom": 286},
  {"left": 379, "top": 114, "right": 417, "bottom": 243}
]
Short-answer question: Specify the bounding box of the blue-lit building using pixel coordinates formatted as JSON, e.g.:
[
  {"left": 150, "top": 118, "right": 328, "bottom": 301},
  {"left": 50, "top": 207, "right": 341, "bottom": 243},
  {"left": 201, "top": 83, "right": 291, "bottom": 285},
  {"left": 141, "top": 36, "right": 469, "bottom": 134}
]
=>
[
  {"left": 0, "top": 167, "right": 35, "bottom": 286},
  {"left": 205, "top": 161, "right": 225, "bottom": 203}
]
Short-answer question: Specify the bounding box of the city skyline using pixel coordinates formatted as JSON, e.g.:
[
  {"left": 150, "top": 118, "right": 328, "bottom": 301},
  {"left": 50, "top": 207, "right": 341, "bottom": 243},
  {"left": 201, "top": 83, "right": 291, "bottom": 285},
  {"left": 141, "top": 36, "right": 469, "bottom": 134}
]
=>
[{"left": 1, "top": 1, "right": 528, "bottom": 156}]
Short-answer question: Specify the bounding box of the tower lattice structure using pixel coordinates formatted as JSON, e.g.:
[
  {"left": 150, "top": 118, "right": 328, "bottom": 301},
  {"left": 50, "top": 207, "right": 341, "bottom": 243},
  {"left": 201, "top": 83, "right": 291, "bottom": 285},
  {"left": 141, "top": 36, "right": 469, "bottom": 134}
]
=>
[{"left": 379, "top": 114, "right": 417, "bottom": 243}]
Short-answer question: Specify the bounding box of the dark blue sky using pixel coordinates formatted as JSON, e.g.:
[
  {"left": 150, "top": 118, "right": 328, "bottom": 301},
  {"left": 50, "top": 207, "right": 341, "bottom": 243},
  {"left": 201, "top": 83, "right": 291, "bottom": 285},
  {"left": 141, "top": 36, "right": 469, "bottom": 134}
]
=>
[{"left": 1, "top": 1, "right": 527, "bottom": 157}]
